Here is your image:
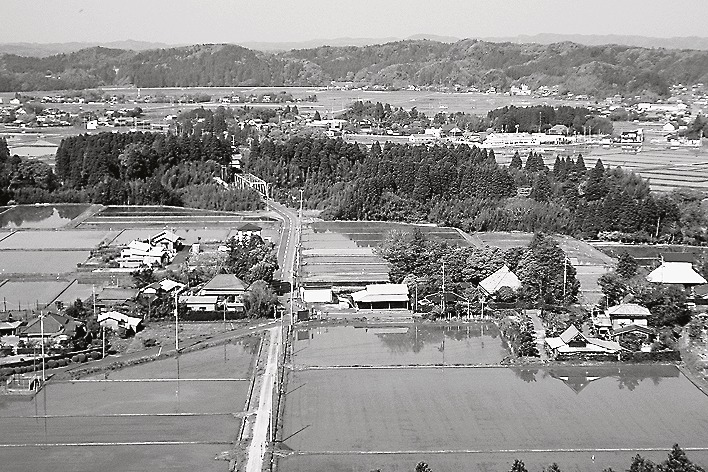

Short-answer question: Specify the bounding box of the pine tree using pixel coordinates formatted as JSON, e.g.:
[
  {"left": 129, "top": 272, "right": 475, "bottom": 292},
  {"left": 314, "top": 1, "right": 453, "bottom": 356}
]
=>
[
  {"left": 510, "top": 151, "right": 523, "bottom": 170},
  {"left": 575, "top": 153, "right": 587, "bottom": 177},
  {"left": 660, "top": 444, "right": 705, "bottom": 472},
  {"left": 584, "top": 159, "right": 607, "bottom": 201},
  {"left": 531, "top": 173, "right": 552, "bottom": 202}
]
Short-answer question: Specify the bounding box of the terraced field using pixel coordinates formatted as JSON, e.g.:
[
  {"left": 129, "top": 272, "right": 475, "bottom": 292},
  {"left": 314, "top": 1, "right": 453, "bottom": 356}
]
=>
[{"left": 495, "top": 144, "right": 708, "bottom": 193}]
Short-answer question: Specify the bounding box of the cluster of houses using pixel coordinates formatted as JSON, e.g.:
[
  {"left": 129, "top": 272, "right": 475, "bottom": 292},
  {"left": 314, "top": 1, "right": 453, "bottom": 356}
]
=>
[
  {"left": 116, "top": 230, "right": 183, "bottom": 269},
  {"left": 545, "top": 253, "right": 707, "bottom": 358}
]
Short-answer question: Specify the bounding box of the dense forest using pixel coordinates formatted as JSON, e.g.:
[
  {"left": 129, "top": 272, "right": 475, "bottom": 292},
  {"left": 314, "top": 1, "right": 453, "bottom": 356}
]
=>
[
  {"left": 0, "top": 134, "right": 262, "bottom": 210},
  {"left": 3, "top": 39, "right": 708, "bottom": 97},
  {"left": 247, "top": 136, "right": 705, "bottom": 243}
]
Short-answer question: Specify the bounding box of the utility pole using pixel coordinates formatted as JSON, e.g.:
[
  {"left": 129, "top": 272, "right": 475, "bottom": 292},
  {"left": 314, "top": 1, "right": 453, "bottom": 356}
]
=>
[
  {"left": 174, "top": 291, "right": 179, "bottom": 351},
  {"left": 563, "top": 256, "right": 568, "bottom": 299},
  {"left": 102, "top": 324, "right": 106, "bottom": 359},
  {"left": 39, "top": 312, "right": 45, "bottom": 382},
  {"left": 414, "top": 282, "right": 418, "bottom": 313},
  {"left": 441, "top": 260, "right": 446, "bottom": 315},
  {"left": 539, "top": 111, "right": 542, "bottom": 133}
]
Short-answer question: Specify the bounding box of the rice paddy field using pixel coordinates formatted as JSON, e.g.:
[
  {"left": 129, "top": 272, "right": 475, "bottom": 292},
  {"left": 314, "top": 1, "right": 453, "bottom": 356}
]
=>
[
  {"left": 0, "top": 204, "right": 92, "bottom": 229},
  {"left": 0, "top": 336, "right": 260, "bottom": 472},
  {"left": 0, "top": 280, "right": 72, "bottom": 310},
  {"left": 592, "top": 243, "right": 708, "bottom": 268},
  {"left": 279, "top": 324, "right": 708, "bottom": 472},
  {"left": 494, "top": 143, "right": 708, "bottom": 194},
  {"left": 0, "top": 230, "right": 116, "bottom": 250},
  {"left": 293, "top": 323, "right": 507, "bottom": 367},
  {"left": 301, "top": 221, "right": 468, "bottom": 286},
  {"left": 79, "top": 205, "right": 276, "bottom": 229},
  {"left": 0, "top": 250, "right": 89, "bottom": 275}
]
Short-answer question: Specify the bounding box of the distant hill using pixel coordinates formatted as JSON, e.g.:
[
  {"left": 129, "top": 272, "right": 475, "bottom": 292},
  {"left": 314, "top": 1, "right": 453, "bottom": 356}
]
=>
[
  {"left": 0, "top": 40, "right": 176, "bottom": 57},
  {"left": 239, "top": 34, "right": 459, "bottom": 51},
  {"left": 2, "top": 39, "right": 708, "bottom": 97},
  {"left": 482, "top": 34, "right": 708, "bottom": 51}
]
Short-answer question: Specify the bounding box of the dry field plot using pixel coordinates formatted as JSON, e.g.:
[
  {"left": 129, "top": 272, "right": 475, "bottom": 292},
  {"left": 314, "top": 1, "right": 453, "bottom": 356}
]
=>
[{"left": 280, "top": 366, "right": 708, "bottom": 471}]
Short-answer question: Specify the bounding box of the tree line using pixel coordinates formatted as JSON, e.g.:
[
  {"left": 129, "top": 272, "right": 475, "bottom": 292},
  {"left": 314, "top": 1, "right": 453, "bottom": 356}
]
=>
[
  {"left": 246, "top": 136, "right": 697, "bottom": 243},
  {"left": 0, "top": 134, "right": 262, "bottom": 211},
  {"left": 488, "top": 105, "right": 613, "bottom": 134}
]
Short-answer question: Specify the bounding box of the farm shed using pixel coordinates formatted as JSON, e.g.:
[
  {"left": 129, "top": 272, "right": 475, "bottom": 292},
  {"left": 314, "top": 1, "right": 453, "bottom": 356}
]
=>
[{"left": 351, "top": 284, "right": 409, "bottom": 310}]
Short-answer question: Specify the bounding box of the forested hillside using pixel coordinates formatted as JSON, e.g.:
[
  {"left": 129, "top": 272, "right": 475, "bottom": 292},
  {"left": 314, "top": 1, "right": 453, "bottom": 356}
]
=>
[
  {"left": 2, "top": 39, "right": 708, "bottom": 97},
  {"left": 246, "top": 137, "right": 703, "bottom": 243}
]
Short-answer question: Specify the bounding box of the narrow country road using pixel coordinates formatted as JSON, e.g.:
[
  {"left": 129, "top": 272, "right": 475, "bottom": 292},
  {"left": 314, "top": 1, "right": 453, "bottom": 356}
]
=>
[
  {"left": 268, "top": 200, "right": 299, "bottom": 282},
  {"left": 246, "top": 326, "right": 281, "bottom": 472}
]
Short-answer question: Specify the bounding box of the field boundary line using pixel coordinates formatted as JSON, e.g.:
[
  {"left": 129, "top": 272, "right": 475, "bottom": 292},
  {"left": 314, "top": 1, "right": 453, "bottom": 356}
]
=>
[
  {"left": 295, "top": 364, "right": 508, "bottom": 370},
  {"left": 59, "top": 378, "right": 249, "bottom": 383},
  {"left": 0, "top": 412, "right": 245, "bottom": 419},
  {"left": 0, "top": 440, "right": 233, "bottom": 448},
  {"left": 293, "top": 447, "right": 708, "bottom": 455}
]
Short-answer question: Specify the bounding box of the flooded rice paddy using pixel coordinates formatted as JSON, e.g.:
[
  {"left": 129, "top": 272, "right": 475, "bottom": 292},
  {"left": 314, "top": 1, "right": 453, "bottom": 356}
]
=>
[
  {"left": 0, "top": 337, "right": 260, "bottom": 472},
  {"left": 281, "top": 322, "right": 708, "bottom": 472},
  {"left": 0, "top": 205, "right": 90, "bottom": 229},
  {"left": 293, "top": 323, "right": 507, "bottom": 366},
  {"left": 282, "top": 365, "right": 708, "bottom": 469}
]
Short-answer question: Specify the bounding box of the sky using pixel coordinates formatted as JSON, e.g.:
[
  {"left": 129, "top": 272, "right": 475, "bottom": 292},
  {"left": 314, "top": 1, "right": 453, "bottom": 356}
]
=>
[{"left": 3, "top": 0, "right": 708, "bottom": 44}]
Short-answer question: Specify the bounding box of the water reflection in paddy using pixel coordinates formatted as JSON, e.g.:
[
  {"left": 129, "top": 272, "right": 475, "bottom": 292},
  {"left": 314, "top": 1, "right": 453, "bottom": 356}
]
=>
[
  {"left": 0, "top": 204, "right": 90, "bottom": 229},
  {"left": 293, "top": 322, "right": 508, "bottom": 366}
]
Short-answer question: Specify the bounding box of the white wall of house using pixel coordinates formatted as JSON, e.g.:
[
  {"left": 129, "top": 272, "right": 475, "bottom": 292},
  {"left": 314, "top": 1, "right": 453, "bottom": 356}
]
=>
[
  {"left": 611, "top": 317, "right": 648, "bottom": 330},
  {"left": 301, "top": 287, "right": 333, "bottom": 304}
]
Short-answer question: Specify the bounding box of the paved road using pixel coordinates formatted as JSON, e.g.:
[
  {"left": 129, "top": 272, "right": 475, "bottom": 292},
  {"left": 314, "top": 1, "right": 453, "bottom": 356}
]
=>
[
  {"left": 268, "top": 200, "right": 299, "bottom": 283},
  {"left": 246, "top": 326, "right": 281, "bottom": 472}
]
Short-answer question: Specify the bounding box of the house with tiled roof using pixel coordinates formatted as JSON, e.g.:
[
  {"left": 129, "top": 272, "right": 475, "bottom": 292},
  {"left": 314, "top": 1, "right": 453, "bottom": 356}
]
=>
[
  {"left": 605, "top": 303, "right": 651, "bottom": 331},
  {"left": 18, "top": 314, "right": 83, "bottom": 340},
  {"left": 545, "top": 325, "right": 624, "bottom": 358}
]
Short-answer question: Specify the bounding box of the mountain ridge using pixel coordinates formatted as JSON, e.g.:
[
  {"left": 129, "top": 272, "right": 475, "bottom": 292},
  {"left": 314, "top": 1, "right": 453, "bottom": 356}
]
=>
[{"left": 2, "top": 39, "right": 707, "bottom": 98}]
